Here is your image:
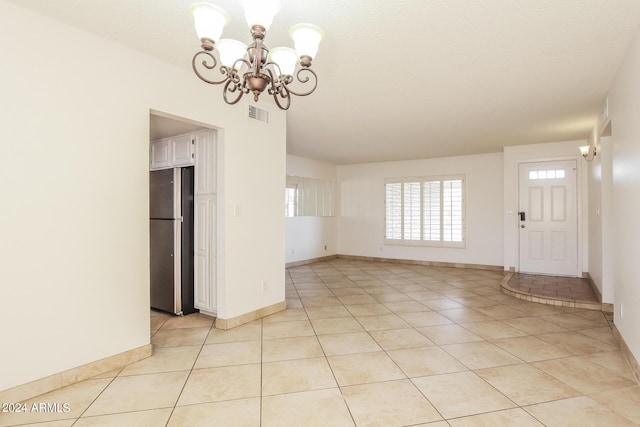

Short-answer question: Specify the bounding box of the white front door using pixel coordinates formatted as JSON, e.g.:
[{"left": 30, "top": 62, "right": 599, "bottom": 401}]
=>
[{"left": 518, "top": 160, "right": 578, "bottom": 276}]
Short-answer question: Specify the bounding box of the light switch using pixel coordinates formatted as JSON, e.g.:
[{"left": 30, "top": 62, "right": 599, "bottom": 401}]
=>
[{"left": 234, "top": 205, "right": 241, "bottom": 217}]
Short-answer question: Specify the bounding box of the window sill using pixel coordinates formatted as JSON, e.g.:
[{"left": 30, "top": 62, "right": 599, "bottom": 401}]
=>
[{"left": 383, "top": 239, "right": 465, "bottom": 249}]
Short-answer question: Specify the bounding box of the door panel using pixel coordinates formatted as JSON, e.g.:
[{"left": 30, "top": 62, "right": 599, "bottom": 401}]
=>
[
  {"left": 527, "top": 231, "right": 543, "bottom": 260},
  {"left": 529, "top": 187, "right": 543, "bottom": 221},
  {"left": 519, "top": 160, "right": 578, "bottom": 276},
  {"left": 551, "top": 187, "right": 566, "bottom": 221},
  {"left": 551, "top": 231, "right": 566, "bottom": 261}
]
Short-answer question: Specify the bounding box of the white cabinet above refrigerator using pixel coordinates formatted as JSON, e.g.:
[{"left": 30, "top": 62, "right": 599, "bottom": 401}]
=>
[{"left": 150, "top": 134, "right": 195, "bottom": 170}]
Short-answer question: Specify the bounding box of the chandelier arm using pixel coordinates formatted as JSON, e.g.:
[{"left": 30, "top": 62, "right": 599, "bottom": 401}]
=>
[
  {"left": 192, "top": 51, "right": 230, "bottom": 85},
  {"left": 265, "top": 67, "right": 280, "bottom": 96},
  {"left": 233, "top": 58, "right": 252, "bottom": 71},
  {"left": 282, "top": 68, "right": 318, "bottom": 97},
  {"left": 264, "top": 61, "right": 283, "bottom": 77},
  {"left": 222, "top": 77, "right": 245, "bottom": 105},
  {"left": 272, "top": 84, "right": 291, "bottom": 110}
]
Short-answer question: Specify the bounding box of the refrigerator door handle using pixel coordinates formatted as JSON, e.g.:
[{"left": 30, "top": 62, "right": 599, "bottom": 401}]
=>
[{"left": 173, "top": 219, "right": 182, "bottom": 314}]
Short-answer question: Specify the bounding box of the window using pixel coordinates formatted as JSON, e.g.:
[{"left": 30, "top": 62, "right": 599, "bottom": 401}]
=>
[
  {"left": 528, "top": 169, "right": 566, "bottom": 180},
  {"left": 285, "top": 175, "right": 334, "bottom": 217},
  {"left": 285, "top": 185, "right": 297, "bottom": 217},
  {"left": 385, "top": 175, "right": 465, "bottom": 247}
]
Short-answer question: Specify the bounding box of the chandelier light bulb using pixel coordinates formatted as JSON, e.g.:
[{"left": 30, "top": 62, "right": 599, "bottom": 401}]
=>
[
  {"left": 217, "top": 39, "right": 248, "bottom": 69},
  {"left": 239, "top": 0, "right": 281, "bottom": 31},
  {"left": 269, "top": 47, "right": 298, "bottom": 76},
  {"left": 290, "top": 23, "right": 324, "bottom": 60},
  {"left": 189, "top": 2, "right": 229, "bottom": 43}
]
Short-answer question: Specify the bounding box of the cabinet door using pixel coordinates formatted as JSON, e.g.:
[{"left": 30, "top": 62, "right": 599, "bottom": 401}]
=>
[
  {"left": 150, "top": 139, "right": 171, "bottom": 170},
  {"left": 172, "top": 134, "right": 194, "bottom": 166},
  {"left": 194, "top": 196, "right": 216, "bottom": 312},
  {"left": 194, "top": 130, "right": 216, "bottom": 195}
]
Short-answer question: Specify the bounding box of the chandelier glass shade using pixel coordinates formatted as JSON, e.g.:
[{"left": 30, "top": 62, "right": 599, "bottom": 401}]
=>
[{"left": 189, "top": 1, "right": 324, "bottom": 110}]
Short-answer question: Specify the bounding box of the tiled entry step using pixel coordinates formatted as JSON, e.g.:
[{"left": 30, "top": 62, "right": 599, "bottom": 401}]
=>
[{"left": 502, "top": 273, "right": 613, "bottom": 313}]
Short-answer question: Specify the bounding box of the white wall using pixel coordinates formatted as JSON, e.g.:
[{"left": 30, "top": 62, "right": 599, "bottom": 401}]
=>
[
  {"left": 337, "top": 153, "right": 504, "bottom": 267},
  {"left": 285, "top": 155, "right": 338, "bottom": 263},
  {"left": 603, "top": 26, "right": 640, "bottom": 362},
  {"left": 0, "top": 1, "right": 285, "bottom": 391},
  {"left": 585, "top": 133, "right": 615, "bottom": 303},
  {"left": 218, "top": 116, "right": 286, "bottom": 319},
  {"left": 503, "top": 141, "right": 588, "bottom": 274},
  {"left": 586, "top": 140, "right": 604, "bottom": 292}
]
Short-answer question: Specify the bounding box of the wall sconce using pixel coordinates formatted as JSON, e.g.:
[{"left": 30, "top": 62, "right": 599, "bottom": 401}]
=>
[{"left": 579, "top": 145, "right": 597, "bottom": 161}]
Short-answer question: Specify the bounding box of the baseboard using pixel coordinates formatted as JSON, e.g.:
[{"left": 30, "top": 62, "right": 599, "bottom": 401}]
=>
[
  {"left": 335, "top": 254, "right": 503, "bottom": 271},
  {"left": 585, "top": 272, "right": 604, "bottom": 303},
  {"left": 612, "top": 324, "right": 640, "bottom": 385},
  {"left": 285, "top": 255, "right": 338, "bottom": 268},
  {"left": 286, "top": 253, "right": 503, "bottom": 271},
  {"left": 0, "top": 344, "right": 152, "bottom": 403},
  {"left": 215, "top": 301, "right": 286, "bottom": 330}
]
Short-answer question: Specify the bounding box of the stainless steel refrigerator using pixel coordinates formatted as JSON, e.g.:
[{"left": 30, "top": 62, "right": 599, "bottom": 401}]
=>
[{"left": 149, "top": 167, "right": 196, "bottom": 315}]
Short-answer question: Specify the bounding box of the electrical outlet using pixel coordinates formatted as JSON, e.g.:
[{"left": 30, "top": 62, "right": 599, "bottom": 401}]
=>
[
  {"left": 621, "top": 303, "right": 624, "bottom": 318},
  {"left": 324, "top": 244, "right": 327, "bottom": 250},
  {"left": 262, "top": 281, "right": 267, "bottom": 292}
]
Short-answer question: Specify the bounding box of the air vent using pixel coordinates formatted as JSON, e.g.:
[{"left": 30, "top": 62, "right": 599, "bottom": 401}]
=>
[{"left": 248, "top": 105, "right": 269, "bottom": 123}]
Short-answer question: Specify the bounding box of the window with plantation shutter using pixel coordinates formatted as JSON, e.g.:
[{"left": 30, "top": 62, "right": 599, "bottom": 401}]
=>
[{"left": 384, "top": 175, "right": 465, "bottom": 247}]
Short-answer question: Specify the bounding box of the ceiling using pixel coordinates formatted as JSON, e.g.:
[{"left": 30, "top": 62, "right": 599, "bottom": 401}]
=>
[
  {"left": 11, "top": 0, "right": 640, "bottom": 164},
  {"left": 150, "top": 115, "right": 206, "bottom": 140}
]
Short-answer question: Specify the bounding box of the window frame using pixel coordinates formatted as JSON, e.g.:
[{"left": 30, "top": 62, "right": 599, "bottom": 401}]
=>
[
  {"left": 384, "top": 175, "right": 466, "bottom": 248},
  {"left": 285, "top": 184, "right": 298, "bottom": 217}
]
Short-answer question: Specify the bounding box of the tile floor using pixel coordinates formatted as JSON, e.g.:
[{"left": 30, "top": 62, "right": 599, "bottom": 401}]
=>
[
  {"left": 508, "top": 274, "right": 599, "bottom": 302},
  {"left": 2, "top": 259, "right": 639, "bottom": 426}
]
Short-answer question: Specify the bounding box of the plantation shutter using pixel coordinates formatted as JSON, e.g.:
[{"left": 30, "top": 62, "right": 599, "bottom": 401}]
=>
[
  {"left": 403, "top": 182, "right": 421, "bottom": 240},
  {"left": 422, "top": 180, "right": 441, "bottom": 241},
  {"left": 385, "top": 182, "right": 402, "bottom": 239},
  {"left": 443, "top": 179, "right": 463, "bottom": 242}
]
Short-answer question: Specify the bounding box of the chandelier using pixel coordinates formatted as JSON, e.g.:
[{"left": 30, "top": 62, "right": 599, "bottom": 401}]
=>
[{"left": 190, "top": 1, "right": 324, "bottom": 110}]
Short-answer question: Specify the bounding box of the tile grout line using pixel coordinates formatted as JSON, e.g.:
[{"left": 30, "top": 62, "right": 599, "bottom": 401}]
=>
[{"left": 162, "top": 314, "right": 217, "bottom": 426}]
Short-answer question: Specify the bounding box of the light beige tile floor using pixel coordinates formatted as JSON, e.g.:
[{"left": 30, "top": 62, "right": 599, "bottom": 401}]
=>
[{"left": 2, "top": 259, "right": 638, "bottom": 426}]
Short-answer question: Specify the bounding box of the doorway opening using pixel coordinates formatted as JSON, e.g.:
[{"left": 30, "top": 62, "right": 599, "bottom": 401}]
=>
[{"left": 149, "top": 112, "right": 218, "bottom": 317}]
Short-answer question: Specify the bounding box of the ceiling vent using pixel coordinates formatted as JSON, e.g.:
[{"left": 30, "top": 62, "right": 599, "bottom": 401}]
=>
[{"left": 248, "top": 105, "right": 269, "bottom": 123}]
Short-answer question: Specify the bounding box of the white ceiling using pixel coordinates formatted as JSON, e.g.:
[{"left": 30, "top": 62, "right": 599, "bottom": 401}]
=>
[
  {"left": 11, "top": 0, "right": 640, "bottom": 164},
  {"left": 150, "top": 115, "right": 206, "bottom": 140}
]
